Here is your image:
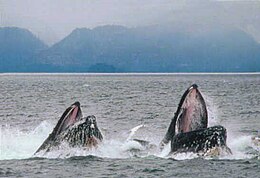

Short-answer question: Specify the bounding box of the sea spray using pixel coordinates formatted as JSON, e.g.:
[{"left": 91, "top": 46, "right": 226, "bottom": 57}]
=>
[
  {"left": 0, "top": 121, "right": 258, "bottom": 160},
  {"left": 0, "top": 121, "right": 53, "bottom": 160}
]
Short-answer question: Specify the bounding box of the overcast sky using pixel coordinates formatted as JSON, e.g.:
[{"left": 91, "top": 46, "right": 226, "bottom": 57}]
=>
[{"left": 1, "top": 0, "right": 260, "bottom": 45}]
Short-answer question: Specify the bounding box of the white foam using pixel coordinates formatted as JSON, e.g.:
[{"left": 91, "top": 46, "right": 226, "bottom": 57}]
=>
[
  {"left": 34, "top": 124, "right": 154, "bottom": 159},
  {"left": 170, "top": 152, "right": 199, "bottom": 160},
  {"left": 0, "top": 121, "right": 259, "bottom": 160},
  {"left": 0, "top": 121, "right": 53, "bottom": 160}
]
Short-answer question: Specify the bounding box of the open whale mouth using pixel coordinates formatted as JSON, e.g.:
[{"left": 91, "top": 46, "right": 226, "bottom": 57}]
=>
[
  {"left": 35, "top": 101, "right": 83, "bottom": 154},
  {"left": 160, "top": 84, "right": 231, "bottom": 154},
  {"left": 175, "top": 84, "right": 208, "bottom": 133},
  {"left": 55, "top": 101, "right": 83, "bottom": 135},
  {"left": 161, "top": 84, "right": 208, "bottom": 146}
]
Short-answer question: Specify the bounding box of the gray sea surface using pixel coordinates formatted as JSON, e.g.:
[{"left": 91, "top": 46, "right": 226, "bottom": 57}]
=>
[{"left": 0, "top": 73, "right": 259, "bottom": 177}]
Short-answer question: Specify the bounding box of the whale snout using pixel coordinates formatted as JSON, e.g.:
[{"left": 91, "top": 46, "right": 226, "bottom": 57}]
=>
[
  {"left": 86, "top": 115, "right": 97, "bottom": 129},
  {"left": 189, "top": 84, "right": 198, "bottom": 90},
  {"left": 84, "top": 115, "right": 103, "bottom": 141}
]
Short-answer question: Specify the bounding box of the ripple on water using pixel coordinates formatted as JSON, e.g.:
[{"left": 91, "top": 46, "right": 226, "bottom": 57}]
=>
[{"left": 0, "top": 74, "right": 260, "bottom": 177}]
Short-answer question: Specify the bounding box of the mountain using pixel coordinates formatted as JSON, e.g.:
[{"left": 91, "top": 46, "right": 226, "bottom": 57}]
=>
[
  {"left": 1, "top": 25, "right": 260, "bottom": 72},
  {"left": 35, "top": 25, "right": 260, "bottom": 72},
  {"left": 0, "top": 27, "right": 47, "bottom": 72}
]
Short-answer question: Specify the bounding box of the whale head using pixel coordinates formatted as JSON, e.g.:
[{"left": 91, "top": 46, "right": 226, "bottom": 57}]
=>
[
  {"left": 35, "top": 102, "right": 103, "bottom": 153},
  {"left": 160, "top": 84, "right": 208, "bottom": 147},
  {"left": 62, "top": 115, "right": 103, "bottom": 148}
]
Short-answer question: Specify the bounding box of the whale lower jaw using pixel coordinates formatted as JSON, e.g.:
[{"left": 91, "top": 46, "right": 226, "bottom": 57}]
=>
[
  {"left": 35, "top": 130, "right": 102, "bottom": 154},
  {"left": 170, "top": 125, "right": 231, "bottom": 155}
]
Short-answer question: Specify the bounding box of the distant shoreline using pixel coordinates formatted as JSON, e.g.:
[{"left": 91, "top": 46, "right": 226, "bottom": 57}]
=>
[{"left": 1, "top": 72, "right": 260, "bottom": 76}]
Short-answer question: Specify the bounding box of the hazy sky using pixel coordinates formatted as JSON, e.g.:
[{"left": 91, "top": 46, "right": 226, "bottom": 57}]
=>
[{"left": 1, "top": 0, "right": 260, "bottom": 45}]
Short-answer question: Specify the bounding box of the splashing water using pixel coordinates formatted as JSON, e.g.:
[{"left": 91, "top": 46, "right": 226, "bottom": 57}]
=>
[
  {"left": 0, "top": 121, "right": 53, "bottom": 160},
  {"left": 203, "top": 93, "right": 219, "bottom": 126},
  {"left": 1, "top": 119, "right": 258, "bottom": 161},
  {"left": 0, "top": 122, "right": 159, "bottom": 160},
  {"left": 203, "top": 93, "right": 259, "bottom": 159},
  {"left": 0, "top": 88, "right": 258, "bottom": 160},
  {"left": 126, "top": 124, "right": 145, "bottom": 141}
]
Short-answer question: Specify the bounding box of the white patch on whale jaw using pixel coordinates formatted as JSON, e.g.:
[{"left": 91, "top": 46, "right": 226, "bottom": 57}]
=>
[
  {"left": 202, "top": 146, "right": 232, "bottom": 157},
  {"left": 252, "top": 136, "right": 260, "bottom": 147}
]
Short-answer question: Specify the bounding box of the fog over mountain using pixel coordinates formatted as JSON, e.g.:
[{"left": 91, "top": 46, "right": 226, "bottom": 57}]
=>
[
  {"left": 0, "top": 27, "right": 47, "bottom": 72},
  {"left": 1, "top": 0, "right": 260, "bottom": 45},
  {"left": 1, "top": 1, "right": 260, "bottom": 72},
  {"left": 0, "top": 25, "right": 259, "bottom": 72}
]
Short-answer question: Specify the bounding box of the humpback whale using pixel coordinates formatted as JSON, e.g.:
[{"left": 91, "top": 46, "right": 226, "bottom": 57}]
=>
[
  {"left": 160, "top": 84, "right": 231, "bottom": 155},
  {"left": 35, "top": 102, "right": 103, "bottom": 154}
]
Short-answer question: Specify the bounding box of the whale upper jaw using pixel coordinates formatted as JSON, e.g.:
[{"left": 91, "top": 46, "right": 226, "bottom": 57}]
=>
[{"left": 54, "top": 101, "right": 83, "bottom": 136}]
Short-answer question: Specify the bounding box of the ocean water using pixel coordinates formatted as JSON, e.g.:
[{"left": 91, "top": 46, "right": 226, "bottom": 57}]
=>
[{"left": 0, "top": 73, "right": 259, "bottom": 177}]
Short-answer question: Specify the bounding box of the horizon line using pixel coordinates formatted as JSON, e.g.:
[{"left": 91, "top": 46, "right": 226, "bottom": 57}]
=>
[{"left": 1, "top": 72, "right": 260, "bottom": 76}]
